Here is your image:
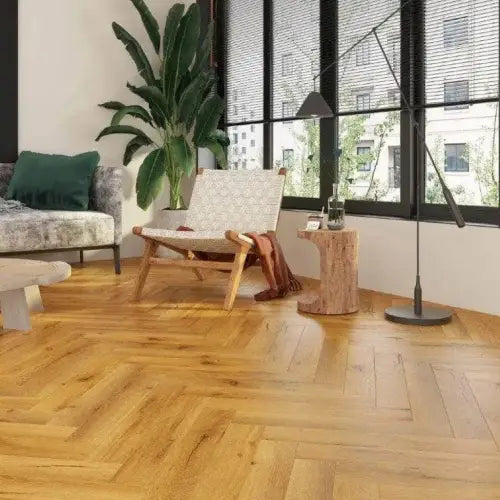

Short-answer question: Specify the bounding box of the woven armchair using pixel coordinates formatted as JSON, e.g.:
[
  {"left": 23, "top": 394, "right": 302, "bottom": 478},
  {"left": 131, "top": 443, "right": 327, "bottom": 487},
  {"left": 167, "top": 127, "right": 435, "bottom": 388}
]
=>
[{"left": 133, "top": 168, "right": 286, "bottom": 310}]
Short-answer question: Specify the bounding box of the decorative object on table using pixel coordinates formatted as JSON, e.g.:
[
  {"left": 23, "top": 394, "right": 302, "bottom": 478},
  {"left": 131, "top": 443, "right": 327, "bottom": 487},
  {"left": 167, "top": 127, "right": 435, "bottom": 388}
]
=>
[
  {"left": 6, "top": 151, "right": 100, "bottom": 211},
  {"left": 132, "top": 169, "right": 286, "bottom": 311},
  {"left": 296, "top": 0, "right": 465, "bottom": 326},
  {"left": 96, "top": 0, "right": 229, "bottom": 211},
  {"left": 306, "top": 208, "right": 325, "bottom": 231},
  {"left": 327, "top": 183, "right": 345, "bottom": 231},
  {"left": 0, "top": 259, "right": 71, "bottom": 331},
  {"left": 0, "top": 163, "right": 122, "bottom": 274},
  {"left": 297, "top": 229, "right": 359, "bottom": 315}
]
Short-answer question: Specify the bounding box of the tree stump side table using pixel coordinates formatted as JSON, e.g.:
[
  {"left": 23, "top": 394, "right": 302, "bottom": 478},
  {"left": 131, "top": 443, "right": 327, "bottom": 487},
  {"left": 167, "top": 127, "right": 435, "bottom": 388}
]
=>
[{"left": 297, "top": 229, "right": 359, "bottom": 315}]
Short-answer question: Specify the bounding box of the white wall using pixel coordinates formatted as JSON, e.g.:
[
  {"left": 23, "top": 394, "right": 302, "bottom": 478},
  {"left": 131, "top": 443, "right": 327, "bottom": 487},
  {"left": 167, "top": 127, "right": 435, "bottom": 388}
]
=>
[
  {"left": 18, "top": 0, "right": 181, "bottom": 259},
  {"left": 277, "top": 210, "right": 500, "bottom": 316}
]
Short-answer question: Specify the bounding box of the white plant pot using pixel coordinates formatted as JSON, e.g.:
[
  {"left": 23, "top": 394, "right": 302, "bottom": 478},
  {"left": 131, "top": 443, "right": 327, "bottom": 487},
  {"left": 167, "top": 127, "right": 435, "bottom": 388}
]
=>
[{"left": 155, "top": 209, "right": 189, "bottom": 258}]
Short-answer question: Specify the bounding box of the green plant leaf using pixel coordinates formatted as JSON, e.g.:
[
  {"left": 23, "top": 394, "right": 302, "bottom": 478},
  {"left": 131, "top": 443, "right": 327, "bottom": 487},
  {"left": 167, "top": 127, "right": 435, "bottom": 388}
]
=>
[
  {"left": 178, "top": 72, "right": 209, "bottom": 131},
  {"left": 111, "top": 105, "right": 153, "bottom": 126},
  {"left": 130, "top": 0, "right": 161, "bottom": 54},
  {"left": 127, "top": 83, "right": 169, "bottom": 126},
  {"left": 169, "top": 136, "right": 194, "bottom": 177},
  {"left": 112, "top": 22, "right": 156, "bottom": 86},
  {"left": 211, "top": 129, "right": 230, "bottom": 148},
  {"left": 99, "top": 101, "right": 126, "bottom": 111},
  {"left": 193, "top": 94, "right": 225, "bottom": 147},
  {"left": 136, "top": 148, "right": 166, "bottom": 210},
  {"left": 191, "top": 22, "right": 214, "bottom": 78},
  {"left": 163, "top": 3, "right": 185, "bottom": 61},
  {"left": 163, "top": 4, "right": 200, "bottom": 117},
  {"left": 123, "top": 135, "right": 154, "bottom": 165},
  {"left": 203, "top": 135, "right": 227, "bottom": 169},
  {"left": 95, "top": 125, "right": 153, "bottom": 142}
]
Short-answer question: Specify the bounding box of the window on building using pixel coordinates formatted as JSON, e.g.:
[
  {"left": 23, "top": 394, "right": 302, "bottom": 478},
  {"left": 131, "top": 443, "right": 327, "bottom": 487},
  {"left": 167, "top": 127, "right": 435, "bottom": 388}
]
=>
[
  {"left": 356, "top": 94, "right": 371, "bottom": 111},
  {"left": 387, "top": 89, "right": 400, "bottom": 106},
  {"left": 282, "top": 53, "right": 293, "bottom": 76},
  {"left": 242, "top": 146, "right": 247, "bottom": 154},
  {"left": 251, "top": 139, "right": 256, "bottom": 147},
  {"left": 443, "top": 16, "right": 468, "bottom": 48},
  {"left": 282, "top": 101, "right": 295, "bottom": 118},
  {"left": 356, "top": 40, "right": 370, "bottom": 66},
  {"left": 357, "top": 146, "right": 372, "bottom": 171},
  {"left": 242, "top": 132, "right": 247, "bottom": 140},
  {"left": 232, "top": 133, "right": 238, "bottom": 145},
  {"left": 444, "top": 80, "right": 469, "bottom": 110},
  {"left": 445, "top": 143, "right": 469, "bottom": 172},
  {"left": 389, "top": 147, "right": 401, "bottom": 188},
  {"left": 387, "top": 33, "right": 399, "bottom": 73},
  {"left": 250, "top": 125, "right": 255, "bottom": 133},
  {"left": 282, "top": 149, "right": 294, "bottom": 169}
]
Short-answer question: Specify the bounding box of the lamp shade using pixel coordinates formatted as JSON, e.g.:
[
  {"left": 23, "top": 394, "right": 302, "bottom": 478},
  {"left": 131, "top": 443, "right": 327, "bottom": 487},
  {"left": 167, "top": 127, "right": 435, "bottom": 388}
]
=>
[{"left": 296, "top": 91, "right": 334, "bottom": 119}]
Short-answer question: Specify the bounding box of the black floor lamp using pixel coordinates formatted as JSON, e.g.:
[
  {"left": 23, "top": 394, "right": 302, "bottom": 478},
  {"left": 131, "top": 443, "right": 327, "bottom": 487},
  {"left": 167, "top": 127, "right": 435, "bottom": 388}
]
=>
[{"left": 296, "top": 0, "right": 466, "bottom": 326}]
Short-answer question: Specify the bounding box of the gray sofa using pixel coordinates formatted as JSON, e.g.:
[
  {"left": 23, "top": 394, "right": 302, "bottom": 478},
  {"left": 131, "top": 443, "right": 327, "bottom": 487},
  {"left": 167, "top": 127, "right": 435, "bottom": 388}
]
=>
[{"left": 0, "top": 163, "right": 122, "bottom": 274}]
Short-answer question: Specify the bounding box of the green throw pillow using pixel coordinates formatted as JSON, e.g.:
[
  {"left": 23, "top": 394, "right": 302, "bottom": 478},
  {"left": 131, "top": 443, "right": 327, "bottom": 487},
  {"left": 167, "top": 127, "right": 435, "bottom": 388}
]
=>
[{"left": 7, "top": 151, "right": 100, "bottom": 211}]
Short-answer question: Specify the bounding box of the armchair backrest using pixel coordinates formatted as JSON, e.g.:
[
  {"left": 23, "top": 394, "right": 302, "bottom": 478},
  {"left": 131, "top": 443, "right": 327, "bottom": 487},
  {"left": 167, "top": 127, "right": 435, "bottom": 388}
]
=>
[{"left": 185, "top": 169, "right": 286, "bottom": 233}]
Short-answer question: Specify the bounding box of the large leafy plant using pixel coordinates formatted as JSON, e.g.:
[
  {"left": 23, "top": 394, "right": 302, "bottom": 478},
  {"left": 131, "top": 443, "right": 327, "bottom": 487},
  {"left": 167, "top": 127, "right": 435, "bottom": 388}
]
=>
[{"left": 96, "top": 0, "right": 228, "bottom": 210}]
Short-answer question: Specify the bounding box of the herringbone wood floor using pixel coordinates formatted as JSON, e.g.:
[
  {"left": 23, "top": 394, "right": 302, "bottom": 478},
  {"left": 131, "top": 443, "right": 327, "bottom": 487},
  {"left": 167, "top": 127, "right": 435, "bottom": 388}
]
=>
[{"left": 1, "top": 259, "right": 500, "bottom": 499}]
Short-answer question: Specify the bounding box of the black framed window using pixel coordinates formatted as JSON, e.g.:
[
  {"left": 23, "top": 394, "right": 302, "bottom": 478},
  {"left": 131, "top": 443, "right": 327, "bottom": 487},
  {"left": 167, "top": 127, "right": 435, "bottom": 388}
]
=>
[{"left": 217, "top": 0, "right": 500, "bottom": 225}]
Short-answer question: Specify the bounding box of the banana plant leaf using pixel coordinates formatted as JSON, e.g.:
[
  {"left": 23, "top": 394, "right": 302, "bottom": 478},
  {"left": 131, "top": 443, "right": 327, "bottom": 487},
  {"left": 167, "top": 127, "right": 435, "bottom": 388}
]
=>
[
  {"left": 193, "top": 94, "right": 225, "bottom": 147},
  {"left": 127, "top": 83, "right": 169, "bottom": 125},
  {"left": 99, "top": 101, "right": 127, "bottom": 111},
  {"left": 111, "top": 105, "right": 153, "bottom": 126},
  {"left": 211, "top": 129, "right": 230, "bottom": 147},
  {"left": 191, "top": 22, "right": 214, "bottom": 78},
  {"left": 163, "top": 4, "right": 200, "bottom": 117},
  {"left": 169, "top": 136, "right": 194, "bottom": 177},
  {"left": 96, "top": 125, "right": 153, "bottom": 143},
  {"left": 112, "top": 22, "right": 156, "bottom": 86},
  {"left": 163, "top": 3, "right": 185, "bottom": 61},
  {"left": 203, "top": 135, "right": 227, "bottom": 169},
  {"left": 130, "top": 0, "right": 161, "bottom": 54},
  {"left": 136, "top": 148, "right": 166, "bottom": 210},
  {"left": 178, "top": 72, "right": 209, "bottom": 131},
  {"left": 124, "top": 135, "right": 154, "bottom": 166}
]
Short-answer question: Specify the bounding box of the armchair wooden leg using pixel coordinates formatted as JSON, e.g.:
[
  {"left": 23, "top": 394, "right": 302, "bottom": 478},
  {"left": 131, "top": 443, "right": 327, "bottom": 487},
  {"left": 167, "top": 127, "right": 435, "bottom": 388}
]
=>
[
  {"left": 133, "top": 240, "right": 159, "bottom": 302},
  {"left": 187, "top": 251, "right": 204, "bottom": 281},
  {"left": 224, "top": 248, "right": 249, "bottom": 311}
]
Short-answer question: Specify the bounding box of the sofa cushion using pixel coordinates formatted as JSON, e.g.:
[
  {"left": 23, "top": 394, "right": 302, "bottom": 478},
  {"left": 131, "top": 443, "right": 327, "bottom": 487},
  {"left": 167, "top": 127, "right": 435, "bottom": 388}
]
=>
[
  {"left": 0, "top": 210, "right": 115, "bottom": 253},
  {"left": 7, "top": 151, "right": 100, "bottom": 211}
]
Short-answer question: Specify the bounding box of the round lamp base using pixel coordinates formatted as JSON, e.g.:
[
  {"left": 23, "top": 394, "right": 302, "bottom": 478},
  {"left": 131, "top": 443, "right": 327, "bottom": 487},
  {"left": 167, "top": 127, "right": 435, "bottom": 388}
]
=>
[{"left": 385, "top": 305, "right": 452, "bottom": 326}]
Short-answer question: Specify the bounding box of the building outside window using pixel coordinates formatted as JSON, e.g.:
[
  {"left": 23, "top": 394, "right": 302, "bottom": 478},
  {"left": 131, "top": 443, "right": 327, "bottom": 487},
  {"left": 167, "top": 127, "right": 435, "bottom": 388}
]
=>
[
  {"left": 311, "top": 48, "right": 320, "bottom": 74},
  {"left": 357, "top": 146, "right": 372, "bottom": 171},
  {"left": 232, "top": 133, "right": 238, "bottom": 144},
  {"left": 444, "top": 80, "right": 469, "bottom": 110},
  {"left": 242, "top": 132, "right": 247, "bottom": 140},
  {"left": 282, "top": 149, "right": 294, "bottom": 169},
  {"left": 443, "top": 16, "right": 468, "bottom": 48},
  {"left": 242, "top": 146, "right": 247, "bottom": 154},
  {"left": 251, "top": 139, "right": 256, "bottom": 147},
  {"left": 250, "top": 125, "right": 255, "bottom": 133},
  {"left": 445, "top": 143, "right": 469, "bottom": 172},
  {"left": 282, "top": 53, "right": 293, "bottom": 76}
]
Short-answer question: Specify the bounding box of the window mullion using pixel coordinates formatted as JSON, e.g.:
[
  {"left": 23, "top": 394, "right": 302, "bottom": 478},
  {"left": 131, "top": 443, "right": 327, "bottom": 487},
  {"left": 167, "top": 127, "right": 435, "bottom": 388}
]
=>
[{"left": 263, "top": 0, "right": 273, "bottom": 170}]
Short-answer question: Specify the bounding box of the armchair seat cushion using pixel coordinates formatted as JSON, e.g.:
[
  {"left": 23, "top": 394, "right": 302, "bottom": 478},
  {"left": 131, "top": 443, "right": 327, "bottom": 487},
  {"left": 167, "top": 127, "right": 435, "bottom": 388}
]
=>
[
  {"left": 141, "top": 228, "right": 254, "bottom": 254},
  {"left": 0, "top": 210, "right": 114, "bottom": 253}
]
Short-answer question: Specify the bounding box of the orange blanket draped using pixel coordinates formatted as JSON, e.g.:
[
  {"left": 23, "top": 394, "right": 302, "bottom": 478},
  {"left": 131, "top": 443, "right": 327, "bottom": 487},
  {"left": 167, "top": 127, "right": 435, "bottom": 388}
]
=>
[{"left": 178, "top": 227, "right": 302, "bottom": 301}]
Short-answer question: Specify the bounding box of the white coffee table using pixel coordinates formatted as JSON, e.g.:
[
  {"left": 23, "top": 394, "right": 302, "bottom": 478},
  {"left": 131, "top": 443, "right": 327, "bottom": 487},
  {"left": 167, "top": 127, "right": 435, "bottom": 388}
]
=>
[{"left": 0, "top": 259, "right": 71, "bottom": 331}]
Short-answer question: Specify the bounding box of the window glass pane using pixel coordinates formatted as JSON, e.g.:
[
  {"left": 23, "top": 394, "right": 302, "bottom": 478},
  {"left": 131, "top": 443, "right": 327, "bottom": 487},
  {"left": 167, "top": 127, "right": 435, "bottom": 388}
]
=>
[
  {"left": 226, "top": 0, "right": 264, "bottom": 123},
  {"left": 338, "top": 0, "right": 401, "bottom": 112},
  {"left": 227, "top": 124, "right": 264, "bottom": 170},
  {"left": 425, "top": 102, "right": 499, "bottom": 207},
  {"left": 425, "top": 0, "right": 499, "bottom": 104},
  {"left": 273, "top": 120, "right": 320, "bottom": 198},
  {"left": 339, "top": 111, "right": 401, "bottom": 202},
  {"left": 272, "top": 0, "right": 320, "bottom": 119}
]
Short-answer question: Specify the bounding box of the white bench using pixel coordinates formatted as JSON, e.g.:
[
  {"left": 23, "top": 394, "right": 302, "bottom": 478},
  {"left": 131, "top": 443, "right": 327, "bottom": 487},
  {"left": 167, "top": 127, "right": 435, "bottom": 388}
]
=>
[{"left": 0, "top": 259, "right": 71, "bottom": 331}]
